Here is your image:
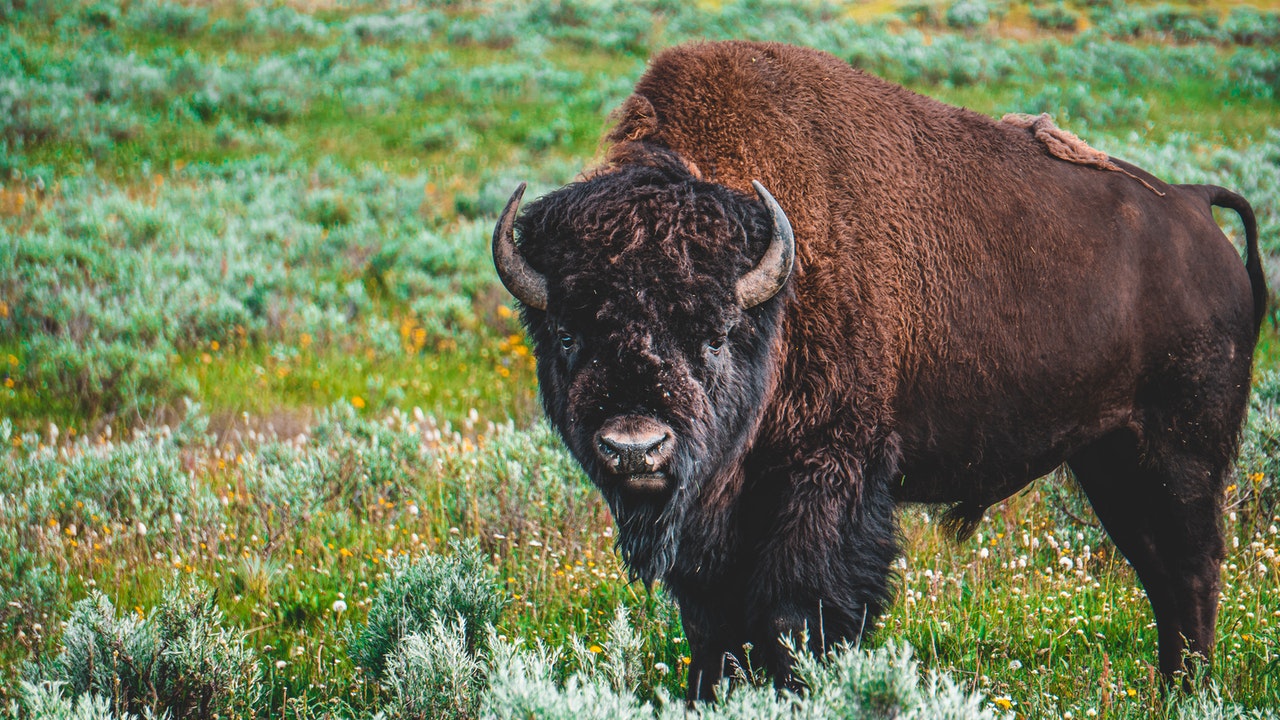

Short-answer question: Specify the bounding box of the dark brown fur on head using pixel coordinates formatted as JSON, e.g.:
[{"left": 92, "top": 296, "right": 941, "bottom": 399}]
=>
[{"left": 514, "top": 150, "right": 789, "bottom": 583}]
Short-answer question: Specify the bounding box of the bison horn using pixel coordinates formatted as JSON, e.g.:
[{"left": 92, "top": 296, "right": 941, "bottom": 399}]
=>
[
  {"left": 492, "top": 182, "right": 548, "bottom": 311},
  {"left": 736, "top": 181, "right": 796, "bottom": 309}
]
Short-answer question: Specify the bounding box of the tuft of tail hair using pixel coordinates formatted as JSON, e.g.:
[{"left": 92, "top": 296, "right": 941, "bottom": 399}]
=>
[{"left": 1183, "top": 184, "right": 1268, "bottom": 334}]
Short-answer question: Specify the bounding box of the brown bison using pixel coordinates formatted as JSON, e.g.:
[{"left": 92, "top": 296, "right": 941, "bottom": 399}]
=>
[{"left": 492, "top": 41, "right": 1266, "bottom": 699}]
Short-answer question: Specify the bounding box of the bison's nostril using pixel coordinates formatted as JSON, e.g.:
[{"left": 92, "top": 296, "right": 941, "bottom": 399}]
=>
[{"left": 595, "top": 419, "right": 673, "bottom": 474}]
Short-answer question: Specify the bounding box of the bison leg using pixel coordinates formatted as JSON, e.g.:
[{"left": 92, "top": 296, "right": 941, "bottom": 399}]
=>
[
  {"left": 1068, "top": 429, "right": 1226, "bottom": 682},
  {"left": 745, "top": 446, "right": 900, "bottom": 687},
  {"left": 675, "top": 590, "right": 753, "bottom": 702}
]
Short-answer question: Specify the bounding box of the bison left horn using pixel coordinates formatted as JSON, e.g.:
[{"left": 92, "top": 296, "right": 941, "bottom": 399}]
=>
[
  {"left": 737, "top": 181, "right": 796, "bottom": 309},
  {"left": 492, "top": 182, "right": 548, "bottom": 311}
]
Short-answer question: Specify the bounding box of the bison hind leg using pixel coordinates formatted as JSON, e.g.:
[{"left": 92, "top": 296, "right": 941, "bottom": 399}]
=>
[
  {"left": 1068, "top": 427, "right": 1227, "bottom": 683},
  {"left": 940, "top": 501, "right": 988, "bottom": 542}
]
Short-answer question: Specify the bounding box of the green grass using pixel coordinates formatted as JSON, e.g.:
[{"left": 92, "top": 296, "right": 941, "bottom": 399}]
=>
[
  {"left": 886, "top": 490, "right": 1280, "bottom": 716},
  {"left": 927, "top": 73, "right": 1278, "bottom": 145},
  {"left": 180, "top": 341, "right": 539, "bottom": 426}
]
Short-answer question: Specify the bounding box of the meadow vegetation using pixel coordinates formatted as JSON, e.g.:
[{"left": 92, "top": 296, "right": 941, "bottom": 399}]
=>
[{"left": 2, "top": 0, "right": 1280, "bottom": 717}]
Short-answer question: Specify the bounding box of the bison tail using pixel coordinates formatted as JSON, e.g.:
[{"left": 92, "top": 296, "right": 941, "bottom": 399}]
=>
[{"left": 1187, "top": 184, "right": 1268, "bottom": 334}]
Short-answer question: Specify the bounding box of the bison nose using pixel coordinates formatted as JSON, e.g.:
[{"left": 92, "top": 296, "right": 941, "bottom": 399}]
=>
[{"left": 595, "top": 417, "right": 674, "bottom": 475}]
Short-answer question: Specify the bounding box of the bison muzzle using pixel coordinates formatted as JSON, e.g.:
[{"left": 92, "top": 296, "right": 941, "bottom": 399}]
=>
[{"left": 491, "top": 41, "right": 1267, "bottom": 700}]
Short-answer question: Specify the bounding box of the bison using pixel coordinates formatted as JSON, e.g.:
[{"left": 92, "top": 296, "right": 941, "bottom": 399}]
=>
[{"left": 491, "top": 41, "right": 1266, "bottom": 699}]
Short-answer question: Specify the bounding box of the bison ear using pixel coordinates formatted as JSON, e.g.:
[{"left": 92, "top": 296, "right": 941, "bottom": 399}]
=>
[
  {"left": 492, "top": 182, "right": 549, "bottom": 311},
  {"left": 736, "top": 181, "right": 795, "bottom": 309}
]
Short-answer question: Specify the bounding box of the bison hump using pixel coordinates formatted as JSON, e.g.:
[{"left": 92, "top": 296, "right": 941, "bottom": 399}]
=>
[{"left": 610, "top": 93, "right": 659, "bottom": 144}]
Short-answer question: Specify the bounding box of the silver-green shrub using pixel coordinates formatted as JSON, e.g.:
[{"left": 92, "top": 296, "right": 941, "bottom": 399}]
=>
[
  {"left": 481, "top": 625, "right": 1009, "bottom": 720},
  {"left": 1223, "top": 6, "right": 1280, "bottom": 46},
  {"left": 236, "top": 4, "right": 331, "bottom": 39},
  {"left": 1016, "top": 83, "right": 1150, "bottom": 128},
  {"left": 381, "top": 615, "right": 486, "bottom": 720},
  {"left": 123, "top": 0, "right": 207, "bottom": 37},
  {"left": 483, "top": 624, "right": 659, "bottom": 720},
  {"left": 1172, "top": 687, "right": 1280, "bottom": 720},
  {"left": 44, "top": 593, "right": 155, "bottom": 715},
  {"left": 786, "top": 641, "right": 1003, "bottom": 720},
  {"left": 345, "top": 11, "right": 443, "bottom": 44},
  {"left": 349, "top": 540, "right": 506, "bottom": 681},
  {"left": 1089, "top": 3, "right": 1223, "bottom": 43},
  {"left": 1029, "top": 3, "right": 1080, "bottom": 31},
  {"left": 946, "top": 0, "right": 991, "bottom": 29},
  {"left": 147, "top": 584, "right": 261, "bottom": 718},
  {"left": 0, "top": 404, "right": 217, "bottom": 536},
  {"left": 5, "top": 680, "right": 154, "bottom": 720},
  {"left": 567, "top": 607, "right": 644, "bottom": 697},
  {"left": 1233, "top": 371, "right": 1280, "bottom": 534},
  {"left": 40, "top": 583, "right": 258, "bottom": 718}
]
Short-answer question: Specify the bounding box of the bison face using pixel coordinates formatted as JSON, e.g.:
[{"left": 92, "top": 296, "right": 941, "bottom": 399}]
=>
[{"left": 493, "top": 163, "right": 794, "bottom": 583}]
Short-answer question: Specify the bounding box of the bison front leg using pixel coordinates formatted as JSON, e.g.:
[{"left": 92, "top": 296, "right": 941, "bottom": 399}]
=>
[
  {"left": 746, "top": 446, "right": 900, "bottom": 687},
  {"left": 676, "top": 592, "right": 752, "bottom": 702}
]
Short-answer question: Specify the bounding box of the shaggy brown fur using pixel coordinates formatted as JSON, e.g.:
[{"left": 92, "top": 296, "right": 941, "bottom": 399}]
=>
[{"left": 497, "top": 40, "right": 1266, "bottom": 700}]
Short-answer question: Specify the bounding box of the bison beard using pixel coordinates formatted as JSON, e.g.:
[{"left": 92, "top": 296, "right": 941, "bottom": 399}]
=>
[
  {"left": 605, "top": 448, "right": 696, "bottom": 585},
  {"left": 590, "top": 397, "right": 713, "bottom": 586},
  {"left": 492, "top": 41, "right": 1267, "bottom": 701}
]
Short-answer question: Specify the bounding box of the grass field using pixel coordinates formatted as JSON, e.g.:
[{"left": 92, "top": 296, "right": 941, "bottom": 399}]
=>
[{"left": 2, "top": 0, "right": 1280, "bottom": 717}]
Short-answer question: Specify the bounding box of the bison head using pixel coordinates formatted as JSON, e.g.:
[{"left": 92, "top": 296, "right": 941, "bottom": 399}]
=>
[{"left": 493, "top": 161, "right": 794, "bottom": 583}]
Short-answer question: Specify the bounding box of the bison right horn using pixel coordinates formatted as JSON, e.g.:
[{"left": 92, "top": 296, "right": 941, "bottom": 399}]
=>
[
  {"left": 737, "top": 181, "right": 796, "bottom": 309},
  {"left": 492, "top": 182, "right": 548, "bottom": 311}
]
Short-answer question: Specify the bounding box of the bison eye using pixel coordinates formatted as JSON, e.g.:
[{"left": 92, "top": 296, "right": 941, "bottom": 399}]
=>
[
  {"left": 557, "top": 331, "right": 576, "bottom": 351},
  {"left": 707, "top": 336, "right": 727, "bottom": 355}
]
